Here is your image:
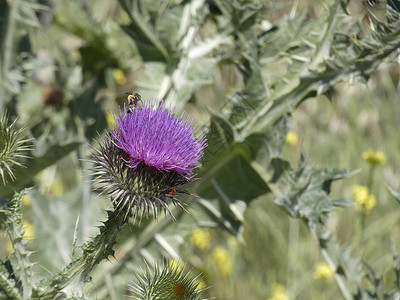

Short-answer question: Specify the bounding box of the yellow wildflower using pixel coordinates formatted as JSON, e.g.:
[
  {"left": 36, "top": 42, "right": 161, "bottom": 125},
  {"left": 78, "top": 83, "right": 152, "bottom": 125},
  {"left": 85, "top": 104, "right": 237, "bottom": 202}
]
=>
[
  {"left": 168, "top": 258, "right": 183, "bottom": 273},
  {"left": 313, "top": 262, "right": 334, "bottom": 280},
  {"left": 267, "top": 284, "right": 290, "bottom": 300},
  {"left": 352, "top": 185, "right": 369, "bottom": 205},
  {"left": 352, "top": 185, "right": 377, "bottom": 213},
  {"left": 113, "top": 68, "right": 126, "bottom": 85},
  {"left": 106, "top": 112, "right": 117, "bottom": 129},
  {"left": 191, "top": 229, "right": 211, "bottom": 251},
  {"left": 362, "top": 150, "right": 386, "bottom": 166},
  {"left": 364, "top": 194, "right": 376, "bottom": 211},
  {"left": 285, "top": 131, "right": 298, "bottom": 146},
  {"left": 212, "top": 246, "right": 233, "bottom": 277},
  {"left": 195, "top": 279, "right": 207, "bottom": 290},
  {"left": 22, "top": 195, "right": 31, "bottom": 207},
  {"left": 22, "top": 220, "right": 34, "bottom": 239}
]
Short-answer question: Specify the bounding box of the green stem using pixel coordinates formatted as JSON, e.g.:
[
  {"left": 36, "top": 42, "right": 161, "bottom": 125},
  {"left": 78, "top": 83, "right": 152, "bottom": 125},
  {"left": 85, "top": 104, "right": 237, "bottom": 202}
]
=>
[
  {"left": 38, "top": 210, "right": 128, "bottom": 299},
  {"left": 321, "top": 249, "right": 353, "bottom": 300},
  {"left": 356, "top": 166, "right": 375, "bottom": 244},
  {"left": 87, "top": 209, "right": 180, "bottom": 294},
  {"left": 366, "top": 166, "right": 375, "bottom": 191},
  {"left": 356, "top": 210, "right": 365, "bottom": 245},
  {"left": 0, "top": 0, "right": 19, "bottom": 112}
]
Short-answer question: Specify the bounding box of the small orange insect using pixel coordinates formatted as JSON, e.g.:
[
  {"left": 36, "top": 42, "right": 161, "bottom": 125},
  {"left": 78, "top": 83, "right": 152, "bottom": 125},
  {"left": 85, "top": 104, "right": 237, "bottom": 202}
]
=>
[{"left": 168, "top": 188, "right": 177, "bottom": 196}]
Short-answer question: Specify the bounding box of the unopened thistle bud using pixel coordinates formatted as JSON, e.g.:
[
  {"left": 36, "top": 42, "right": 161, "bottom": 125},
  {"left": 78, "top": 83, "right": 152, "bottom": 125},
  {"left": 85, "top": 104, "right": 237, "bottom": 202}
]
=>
[
  {"left": 91, "top": 96, "right": 206, "bottom": 221},
  {"left": 128, "top": 262, "right": 208, "bottom": 300},
  {"left": 0, "top": 114, "right": 30, "bottom": 184}
]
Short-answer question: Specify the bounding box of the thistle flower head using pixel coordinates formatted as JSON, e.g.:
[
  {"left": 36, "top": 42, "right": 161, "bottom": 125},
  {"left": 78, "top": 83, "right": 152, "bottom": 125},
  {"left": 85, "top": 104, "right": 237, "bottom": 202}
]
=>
[
  {"left": 91, "top": 97, "right": 206, "bottom": 221},
  {"left": 111, "top": 100, "right": 206, "bottom": 177},
  {"left": 0, "top": 114, "right": 30, "bottom": 184}
]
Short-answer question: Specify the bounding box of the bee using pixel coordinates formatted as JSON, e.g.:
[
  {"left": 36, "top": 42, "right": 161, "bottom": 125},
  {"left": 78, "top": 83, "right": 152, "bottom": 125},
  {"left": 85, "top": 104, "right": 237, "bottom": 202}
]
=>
[{"left": 126, "top": 92, "right": 143, "bottom": 113}]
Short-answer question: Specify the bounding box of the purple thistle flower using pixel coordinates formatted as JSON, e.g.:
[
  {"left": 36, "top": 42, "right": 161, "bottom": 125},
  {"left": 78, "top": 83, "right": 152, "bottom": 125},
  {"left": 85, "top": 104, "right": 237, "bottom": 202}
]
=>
[
  {"left": 111, "top": 100, "right": 206, "bottom": 177},
  {"left": 91, "top": 98, "right": 206, "bottom": 221}
]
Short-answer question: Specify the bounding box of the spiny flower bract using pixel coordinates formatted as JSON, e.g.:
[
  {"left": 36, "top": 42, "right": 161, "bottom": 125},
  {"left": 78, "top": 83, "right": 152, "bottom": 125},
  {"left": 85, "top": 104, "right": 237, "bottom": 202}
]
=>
[{"left": 91, "top": 98, "right": 206, "bottom": 221}]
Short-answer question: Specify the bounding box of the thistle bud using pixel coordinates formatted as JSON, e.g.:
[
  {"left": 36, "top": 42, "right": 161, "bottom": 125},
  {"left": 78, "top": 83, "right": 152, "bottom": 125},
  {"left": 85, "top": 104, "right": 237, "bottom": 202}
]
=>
[
  {"left": 0, "top": 114, "right": 30, "bottom": 184},
  {"left": 128, "top": 262, "right": 208, "bottom": 300}
]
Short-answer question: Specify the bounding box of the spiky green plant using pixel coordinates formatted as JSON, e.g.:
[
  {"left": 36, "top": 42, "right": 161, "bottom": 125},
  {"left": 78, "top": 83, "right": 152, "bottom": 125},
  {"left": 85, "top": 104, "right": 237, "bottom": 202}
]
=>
[
  {"left": 128, "top": 263, "right": 208, "bottom": 300},
  {"left": 0, "top": 114, "right": 30, "bottom": 184},
  {"left": 0, "top": 190, "right": 36, "bottom": 299}
]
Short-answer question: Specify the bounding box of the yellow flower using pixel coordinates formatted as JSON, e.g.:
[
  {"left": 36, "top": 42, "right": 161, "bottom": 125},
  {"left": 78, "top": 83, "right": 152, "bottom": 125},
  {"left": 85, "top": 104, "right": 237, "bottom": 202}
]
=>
[
  {"left": 313, "top": 262, "right": 334, "bottom": 280},
  {"left": 352, "top": 185, "right": 377, "bottom": 213},
  {"left": 22, "top": 195, "right": 31, "bottom": 207},
  {"left": 352, "top": 185, "right": 369, "bottom": 205},
  {"left": 362, "top": 150, "right": 386, "bottom": 166},
  {"left": 212, "top": 246, "right": 233, "bottom": 277},
  {"left": 195, "top": 279, "right": 207, "bottom": 290},
  {"left": 22, "top": 220, "right": 34, "bottom": 239},
  {"left": 106, "top": 112, "right": 117, "bottom": 129},
  {"left": 267, "top": 284, "right": 290, "bottom": 300},
  {"left": 285, "top": 131, "right": 298, "bottom": 146},
  {"left": 191, "top": 229, "right": 211, "bottom": 251},
  {"left": 364, "top": 194, "right": 376, "bottom": 211},
  {"left": 113, "top": 68, "right": 126, "bottom": 85},
  {"left": 168, "top": 258, "right": 183, "bottom": 273}
]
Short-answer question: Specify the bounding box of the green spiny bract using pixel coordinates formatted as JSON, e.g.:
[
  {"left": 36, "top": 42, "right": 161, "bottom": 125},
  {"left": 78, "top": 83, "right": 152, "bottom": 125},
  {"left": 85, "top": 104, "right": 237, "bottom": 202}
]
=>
[
  {"left": 90, "top": 134, "right": 191, "bottom": 222},
  {"left": 0, "top": 114, "right": 30, "bottom": 184}
]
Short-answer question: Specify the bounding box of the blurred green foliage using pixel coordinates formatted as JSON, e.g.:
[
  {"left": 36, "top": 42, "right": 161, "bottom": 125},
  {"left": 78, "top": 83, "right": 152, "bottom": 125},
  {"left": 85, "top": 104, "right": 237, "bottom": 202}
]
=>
[{"left": 1, "top": 0, "right": 400, "bottom": 299}]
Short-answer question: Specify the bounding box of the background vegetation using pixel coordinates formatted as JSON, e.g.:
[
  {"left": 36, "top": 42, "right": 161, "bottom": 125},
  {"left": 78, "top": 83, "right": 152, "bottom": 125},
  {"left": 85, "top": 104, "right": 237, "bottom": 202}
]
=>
[{"left": 1, "top": 0, "right": 400, "bottom": 299}]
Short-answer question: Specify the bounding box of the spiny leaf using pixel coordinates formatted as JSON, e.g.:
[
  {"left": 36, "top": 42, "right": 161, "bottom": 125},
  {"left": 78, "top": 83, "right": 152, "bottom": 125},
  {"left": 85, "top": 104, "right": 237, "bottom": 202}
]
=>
[
  {"left": 275, "top": 163, "right": 355, "bottom": 231},
  {"left": 118, "top": 0, "right": 171, "bottom": 63}
]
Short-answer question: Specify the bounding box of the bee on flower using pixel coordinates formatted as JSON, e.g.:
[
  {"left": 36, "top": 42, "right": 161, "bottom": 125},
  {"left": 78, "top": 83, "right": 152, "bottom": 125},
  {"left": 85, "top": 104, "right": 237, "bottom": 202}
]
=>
[{"left": 126, "top": 92, "right": 143, "bottom": 112}]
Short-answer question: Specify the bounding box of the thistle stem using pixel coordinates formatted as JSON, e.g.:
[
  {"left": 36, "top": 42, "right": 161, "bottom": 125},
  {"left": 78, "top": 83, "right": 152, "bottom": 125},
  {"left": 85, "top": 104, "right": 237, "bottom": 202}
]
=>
[
  {"left": 39, "top": 210, "right": 128, "bottom": 298},
  {"left": 321, "top": 249, "right": 352, "bottom": 300}
]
